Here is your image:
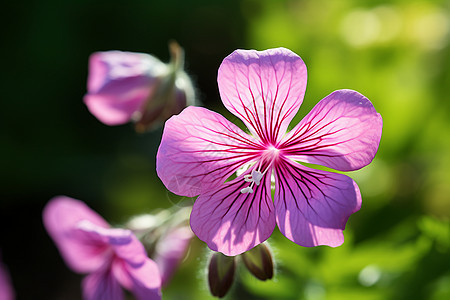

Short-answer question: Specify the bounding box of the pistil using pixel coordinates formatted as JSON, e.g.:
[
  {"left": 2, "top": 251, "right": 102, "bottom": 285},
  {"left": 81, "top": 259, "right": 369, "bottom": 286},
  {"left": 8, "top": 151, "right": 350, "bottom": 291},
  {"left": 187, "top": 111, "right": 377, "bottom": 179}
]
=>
[{"left": 240, "top": 145, "right": 280, "bottom": 194}]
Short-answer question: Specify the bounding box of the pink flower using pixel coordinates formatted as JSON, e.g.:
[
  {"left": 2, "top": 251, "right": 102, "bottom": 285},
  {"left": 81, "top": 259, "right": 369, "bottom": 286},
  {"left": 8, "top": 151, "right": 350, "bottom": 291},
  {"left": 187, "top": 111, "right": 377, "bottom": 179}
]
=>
[
  {"left": 156, "top": 48, "right": 382, "bottom": 256},
  {"left": 43, "top": 196, "right": 161, "bottom": 300},
  {"left": 84, "top": 42, "right": 195, "bottom": 132},
  {"left": 125, "top": 209, "right": 193, "bottom": 287},
  {"left": 0, "top": 255, "right": 15, "bottom": 300},
  {"left": 153, "top": 226, "right": 192, "bottom": 286}
]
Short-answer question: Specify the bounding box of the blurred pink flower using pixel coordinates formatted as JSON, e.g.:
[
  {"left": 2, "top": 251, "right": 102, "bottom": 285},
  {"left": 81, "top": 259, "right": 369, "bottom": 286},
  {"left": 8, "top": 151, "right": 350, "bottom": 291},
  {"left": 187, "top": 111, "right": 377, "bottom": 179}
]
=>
[
  {"left": 0, "top": 255, "right": 15, "bottom": 300},
  {"left": 84, "top": 42, "right": 195, "bottom": 132},
  {"left": 157, "top": 48, "right": 382, "bottom": 256},
  {"left": 43, "top": 196, "right": 161, "bottom": 300},
  {"left": 153, "top": 226, "right": 192, "bottom": 286},
  {"left": 125, "top": 209, "right": 193, "bottom": 287}
]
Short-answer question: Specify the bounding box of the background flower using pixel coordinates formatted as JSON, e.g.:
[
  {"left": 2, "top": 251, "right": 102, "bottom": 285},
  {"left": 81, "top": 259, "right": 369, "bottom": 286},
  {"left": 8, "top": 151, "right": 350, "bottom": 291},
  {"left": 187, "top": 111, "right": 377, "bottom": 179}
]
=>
[
  {"left": 125, "top": 208, "right": 193, "bottom": 287},
  {"left": 43, "top": 196, "right": 161, "bottom": 300},
  {"left": 0, "top": 255, "right": 15, "bottom": 300},
  {"left": 153, "top": 226, "right": 193, "bottom": 286},
  {"left": 84, "top": 42, "right": 195, "bottom": 132}
]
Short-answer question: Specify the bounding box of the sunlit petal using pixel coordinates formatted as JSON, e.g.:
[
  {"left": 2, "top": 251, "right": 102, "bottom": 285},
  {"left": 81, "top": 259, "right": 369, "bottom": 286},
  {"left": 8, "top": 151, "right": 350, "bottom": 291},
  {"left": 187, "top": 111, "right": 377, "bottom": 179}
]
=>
[
  {"left": 157, "top": 106, "right": 260, "bottom": 197},
  {"left": 274, "top": 160, "right": 361, "bottom": 247},
  {"left": 282, "top": 89, "right": 382, "bottom": 171},
  {"left": 190, "top": 174, "right": 275, "bottom": 256},
  {"left": 218, "top": 48, "right": 307, "bottom": 144}
]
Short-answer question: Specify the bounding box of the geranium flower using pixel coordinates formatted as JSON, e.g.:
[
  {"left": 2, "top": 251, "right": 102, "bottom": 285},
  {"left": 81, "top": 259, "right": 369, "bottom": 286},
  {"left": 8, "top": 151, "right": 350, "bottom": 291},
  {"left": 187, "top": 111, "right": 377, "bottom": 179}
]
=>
[
  {"left": 157, "top": 48, "right": 382, "bottom": 256},
  {"left": 43, "top": 196, "right": 161, "bottom": 300},
  {"left": 84, "top": 42, "right": 195, "bottom": 132}
]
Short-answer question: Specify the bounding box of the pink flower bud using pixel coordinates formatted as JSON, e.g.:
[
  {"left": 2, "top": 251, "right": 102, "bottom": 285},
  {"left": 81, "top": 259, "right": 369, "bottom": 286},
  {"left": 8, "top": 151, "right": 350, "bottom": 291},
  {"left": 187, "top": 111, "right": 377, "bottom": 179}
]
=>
[{"left": 84, "top": 41, "right": 195, "bottom": 132}]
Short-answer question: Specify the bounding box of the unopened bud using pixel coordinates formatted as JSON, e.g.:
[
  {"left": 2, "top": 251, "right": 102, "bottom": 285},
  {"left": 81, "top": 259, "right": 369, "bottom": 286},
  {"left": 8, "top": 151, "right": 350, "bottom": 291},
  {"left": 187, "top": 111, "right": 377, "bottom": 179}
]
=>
[
  {"left": 84, "top": 41, "right": 195, "bottom": 132},
  {"left": 134, "top": 41, "right": 195, "bottom": 132},
  {"left": 241, "top": 243, "right": 273, "bottom": 281},
  {"left": 208, "top": 252, "right": 235, "bottom": 298}
]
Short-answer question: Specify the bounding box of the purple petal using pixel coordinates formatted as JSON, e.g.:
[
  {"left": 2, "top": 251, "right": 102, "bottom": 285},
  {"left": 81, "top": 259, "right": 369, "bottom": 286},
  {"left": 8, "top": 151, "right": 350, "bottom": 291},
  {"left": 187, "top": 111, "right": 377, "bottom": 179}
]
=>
[
  {"left": 76, "top": 220, "right": 133, "bottom": 245},
  {"left": 87, "top": 51, "right": 164, "bottom": 93},
  {"left": 0, "top": 257, "right": 14, "bottom": 300},
  {"left": 42, "top": 196, "right": 112, "bottom": 273},
  {"left": 75, "top": 221, "right": 148, "bottom": 268},
  {"left": 82, "top": 268, "right": 124, "bottom": 300},
  {"left": 282, "top": 89, "right": 382, "bottom": 171},
  {"left": 157, "top": 106, "right": 260, "bottom": 197},
  {"left": 84, "top": 51, "right": 166, "bottom": 126},
  {"left": 190, "top": 174, "right": 276, "bottom": 256},
  {"left": 84, "top": 85, "right": 152, "bottom": 126},
  {"left": 154, "top": 226, "right": 193, "bottom": 286},
  {"left": 112, "top": 258, "right": 162, "bottom": 300},
  {"left": 218, "top": 48, "right": 307, "bottom": 144},
  {"left": 274, "top": 160, "right": 361, "bottom": 247},
  {"left": 112, "top": 235, "right": 148, "bottom": 268}
]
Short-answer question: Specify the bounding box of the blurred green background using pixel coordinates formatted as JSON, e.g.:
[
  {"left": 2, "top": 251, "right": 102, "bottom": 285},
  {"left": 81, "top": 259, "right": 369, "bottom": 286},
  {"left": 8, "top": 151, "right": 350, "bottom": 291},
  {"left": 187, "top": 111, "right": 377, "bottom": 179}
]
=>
[{"left": 1, "top": 0, "right": 449, "bottom": 299}]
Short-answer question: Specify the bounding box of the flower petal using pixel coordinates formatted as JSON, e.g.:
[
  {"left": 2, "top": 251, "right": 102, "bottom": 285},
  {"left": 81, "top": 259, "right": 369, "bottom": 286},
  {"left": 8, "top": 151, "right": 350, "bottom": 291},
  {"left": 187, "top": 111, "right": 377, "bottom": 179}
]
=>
[
  {"left": 112, "top": 258, "right": 162, "bottom": 300},
  {"left": 84, "top": 51, "right": 167, "bottom": 126},
  {"left": 75, "top": 220, "right": 148, "bottom": 268},
  {"left": 190, "top": 174, "right": 276, "bottom": 256},
  {"left": 76, "top": 220, "right": 133, "bottom": 245},
  {"left": 154, "top": 226, "right": 193, "bottom": 286},
  {"left": 0, "top": 257, "right": 14, "bottom": 300},
  {"left": 84, "top": 85, "right": 152, "bottom": 126},
  {"left": 42, "top": 196, "right": 112, "bottom": 273},
  {"left": 274, "top": 160, "right": 361, "bottom": 247},
  {"left": 218, "top": 48, "right": 307, "bottom": 144},
  {"left": 87, "top": 51, "right": 166, "bottom": 93},
  {"left": 82, "top": 268, "right": 124, "bottom": 300},
  {"left": 112, "top": 235, "right": 148, "bottom": 268},
  {"left": 157, "top": 106, "right": 260, "bottom": 197},
  {"left": 282, "top": 89, "right": 382, "bottom": 171}
]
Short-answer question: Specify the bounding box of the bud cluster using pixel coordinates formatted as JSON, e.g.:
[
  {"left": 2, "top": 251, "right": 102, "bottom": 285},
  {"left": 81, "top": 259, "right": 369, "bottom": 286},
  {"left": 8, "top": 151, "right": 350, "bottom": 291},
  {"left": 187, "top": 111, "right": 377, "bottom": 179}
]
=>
[{"left": 207, "top": 243, "right": 274, "bottom": 298}]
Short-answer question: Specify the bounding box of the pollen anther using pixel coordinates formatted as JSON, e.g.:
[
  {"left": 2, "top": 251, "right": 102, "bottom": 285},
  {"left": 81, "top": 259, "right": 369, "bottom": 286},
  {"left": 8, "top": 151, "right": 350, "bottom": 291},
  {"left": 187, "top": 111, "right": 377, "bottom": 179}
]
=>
[
  {"left": 251, "top": 170, "right": 263, "bottom": 186},
  {"left": 240, "top": 187, "right": 254, "bottom": 194}
]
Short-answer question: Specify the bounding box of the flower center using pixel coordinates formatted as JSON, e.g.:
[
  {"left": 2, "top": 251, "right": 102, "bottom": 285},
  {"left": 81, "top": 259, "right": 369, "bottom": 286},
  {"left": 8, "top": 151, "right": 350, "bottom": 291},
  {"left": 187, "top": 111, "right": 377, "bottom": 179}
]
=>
[
  {"left": 240, "top": 145, "right": 280, "bottom": 194},
  {"left": 266, "top": 145, "right": 279, "bottom": 154}
]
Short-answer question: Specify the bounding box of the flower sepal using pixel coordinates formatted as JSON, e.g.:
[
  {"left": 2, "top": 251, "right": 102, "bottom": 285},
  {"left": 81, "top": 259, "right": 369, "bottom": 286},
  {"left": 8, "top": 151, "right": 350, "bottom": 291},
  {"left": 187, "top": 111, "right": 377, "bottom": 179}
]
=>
[
  {"left": 133, "top": 42, "right": 195, "bottom": 132},
  {"left": 84, "top": 41, "right": 195, "bottom": 132}
]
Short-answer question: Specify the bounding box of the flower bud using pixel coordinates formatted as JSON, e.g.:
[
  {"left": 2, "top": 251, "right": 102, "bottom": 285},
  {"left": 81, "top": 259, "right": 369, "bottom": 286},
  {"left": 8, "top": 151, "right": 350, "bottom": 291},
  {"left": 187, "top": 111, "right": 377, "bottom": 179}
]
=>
[
  {"left": 208, "top": 252, "right": 235, "bottom": 298},
  {"left": 241, "top": 243, "right": 273, "bottom": 281},
  {"left": 84, "top": 41, "right": 195, "bottom": 132}
]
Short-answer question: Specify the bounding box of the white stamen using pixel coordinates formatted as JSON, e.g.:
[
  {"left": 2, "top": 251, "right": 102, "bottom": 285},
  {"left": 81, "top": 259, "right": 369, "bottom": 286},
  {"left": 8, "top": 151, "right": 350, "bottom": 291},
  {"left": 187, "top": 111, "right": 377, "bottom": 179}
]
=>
[
  {"left": 251, "top": 170, "right": 263, "bottom": 186},
  {"left": 240, "top": 186, "right": 254, "bottom": 194}
]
